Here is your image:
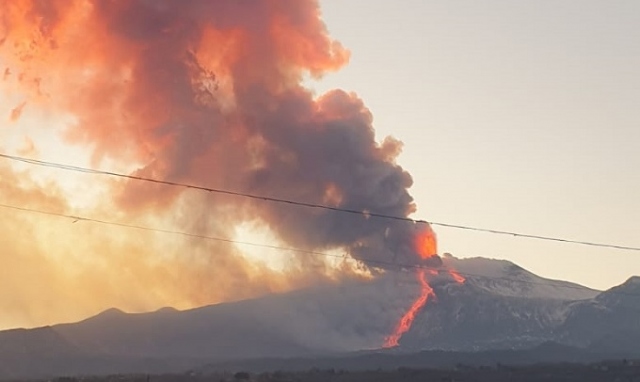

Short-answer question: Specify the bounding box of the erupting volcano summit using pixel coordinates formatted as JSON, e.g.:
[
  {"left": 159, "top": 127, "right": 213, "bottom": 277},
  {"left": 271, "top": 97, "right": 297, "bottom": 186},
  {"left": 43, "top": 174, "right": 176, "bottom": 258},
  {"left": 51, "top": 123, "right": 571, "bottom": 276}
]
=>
[{"left": 1, "top": 0, "right": 458, "bottom": 337}]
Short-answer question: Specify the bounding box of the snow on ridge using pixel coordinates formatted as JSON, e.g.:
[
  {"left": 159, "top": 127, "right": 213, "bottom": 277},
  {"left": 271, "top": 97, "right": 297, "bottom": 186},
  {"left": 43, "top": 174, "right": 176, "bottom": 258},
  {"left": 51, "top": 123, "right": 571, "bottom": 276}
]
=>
[{"left": 441, "top": 254, "right": 600, "bottom": 301}]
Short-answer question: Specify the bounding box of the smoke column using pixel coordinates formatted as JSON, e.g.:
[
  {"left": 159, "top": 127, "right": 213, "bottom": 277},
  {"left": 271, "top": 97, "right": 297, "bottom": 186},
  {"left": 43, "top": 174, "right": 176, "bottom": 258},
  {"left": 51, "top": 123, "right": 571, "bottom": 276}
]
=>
[
  {"left": 0, "top": 0, "right": 438, "bottom": 264},
  {"left": 0, "top": 0, "right": 444, "bottom": 333}
]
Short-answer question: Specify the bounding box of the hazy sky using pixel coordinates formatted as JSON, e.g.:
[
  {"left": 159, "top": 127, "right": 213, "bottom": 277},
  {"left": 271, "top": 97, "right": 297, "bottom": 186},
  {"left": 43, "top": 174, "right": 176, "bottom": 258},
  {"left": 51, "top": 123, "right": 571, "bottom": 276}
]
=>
[{"left": 313, "top": 0, "right": 640, "bottom": 289}]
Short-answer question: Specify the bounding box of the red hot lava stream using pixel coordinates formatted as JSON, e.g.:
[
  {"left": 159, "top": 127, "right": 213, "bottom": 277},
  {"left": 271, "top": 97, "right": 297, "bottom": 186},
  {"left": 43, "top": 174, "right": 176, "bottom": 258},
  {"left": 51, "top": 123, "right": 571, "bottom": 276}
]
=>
[
  {"left": 383, "top": 229, "right": 465, "bottom": 348},
  {"left": 383, "top": 268, "right": 435, "bottom": 348}
]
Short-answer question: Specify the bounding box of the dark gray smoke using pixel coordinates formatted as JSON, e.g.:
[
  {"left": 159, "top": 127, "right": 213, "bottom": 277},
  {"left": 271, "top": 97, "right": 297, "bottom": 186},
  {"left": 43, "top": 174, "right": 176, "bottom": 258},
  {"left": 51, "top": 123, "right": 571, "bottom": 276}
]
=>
[{"left": 0, "top": 0, "right": 437, "bottom": 271}]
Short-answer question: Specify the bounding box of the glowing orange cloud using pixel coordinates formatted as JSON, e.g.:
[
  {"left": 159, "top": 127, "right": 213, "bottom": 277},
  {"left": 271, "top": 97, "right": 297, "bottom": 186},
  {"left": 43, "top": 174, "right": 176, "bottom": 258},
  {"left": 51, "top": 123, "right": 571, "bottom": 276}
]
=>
[
  {"left": 416, "top": 227, "right": 438, "bottom": 259},
  {"left": 0, "top": 0, "right": 427, "bottom": 331}
]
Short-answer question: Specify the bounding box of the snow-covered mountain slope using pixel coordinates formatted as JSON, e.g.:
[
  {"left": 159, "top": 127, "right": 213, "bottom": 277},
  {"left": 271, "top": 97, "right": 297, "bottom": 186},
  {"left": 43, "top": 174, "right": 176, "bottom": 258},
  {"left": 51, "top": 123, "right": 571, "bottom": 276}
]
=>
[
  {"left": 441, "top": 254, "right": 600, "bottom": 301},
  {"left": 399, "top": 279, "right": 572, "bottom": 351},
  {"left": 397, "top": 256, "right": 635, "bottom": 352},
  {"left": 0, "top": 255, "right": 636, "bottom": 378},
  {"left": 558, "top": 276, "right": 640, "bottom": 348}
]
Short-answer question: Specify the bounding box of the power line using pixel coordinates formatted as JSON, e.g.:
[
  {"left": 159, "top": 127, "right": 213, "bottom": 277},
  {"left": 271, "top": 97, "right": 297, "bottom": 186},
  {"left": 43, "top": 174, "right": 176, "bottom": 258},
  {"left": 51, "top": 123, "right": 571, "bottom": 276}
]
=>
[
  {"left": 1, "top": 153, "right": 639, "bottom": 252},
  {"left": 1, "top": 201, "right": 639, "bottom": 298}
]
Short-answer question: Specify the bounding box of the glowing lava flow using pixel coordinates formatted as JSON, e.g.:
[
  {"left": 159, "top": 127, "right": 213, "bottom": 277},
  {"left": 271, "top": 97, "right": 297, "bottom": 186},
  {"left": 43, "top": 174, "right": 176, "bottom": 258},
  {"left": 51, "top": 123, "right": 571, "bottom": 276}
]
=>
[
  {"left": 384, "top": 269, "right": 435, "bottom": 348},
  {"left": 448, "top": 269, "right": 466, "bottom": 284},
  {"left": 383, "top": 228, "right": 466, "bottom": 348},
  {"left": 383, "top": 228, "right": 438, "bottom": 348}
]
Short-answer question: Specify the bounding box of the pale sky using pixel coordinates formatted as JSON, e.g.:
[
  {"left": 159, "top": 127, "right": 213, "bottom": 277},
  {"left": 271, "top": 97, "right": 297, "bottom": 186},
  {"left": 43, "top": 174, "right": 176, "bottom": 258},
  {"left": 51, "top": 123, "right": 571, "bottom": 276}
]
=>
[{"left": 313, "top": 0, "right": 640, "bottom": 290}]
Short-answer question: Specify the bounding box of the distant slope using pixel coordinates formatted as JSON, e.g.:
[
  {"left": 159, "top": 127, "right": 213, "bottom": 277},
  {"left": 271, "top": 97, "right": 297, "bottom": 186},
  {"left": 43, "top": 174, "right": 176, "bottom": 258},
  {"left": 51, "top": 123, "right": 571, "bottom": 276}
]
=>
[
  {"left": 0, "top": 326, "right": 80, "bottom": 358},
  {"left": 53, "top": 301, "right": 315, "bottom": 360},
  {"left": 50, "top": 273, "right": 428, "bottom": 360},
  {"left": 560, "top": 276, "right": 640, "bottom": 349}
]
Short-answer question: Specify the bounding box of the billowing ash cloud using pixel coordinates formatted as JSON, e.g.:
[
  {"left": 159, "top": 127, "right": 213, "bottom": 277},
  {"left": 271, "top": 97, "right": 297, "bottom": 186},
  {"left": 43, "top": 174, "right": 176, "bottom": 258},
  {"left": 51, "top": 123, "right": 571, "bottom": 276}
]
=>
[
  {"left": 1, "top": 0, "right": 436, "bottom": 266},
  {"left": 0, "top": 0, "right": 438, "bottom": 327}
]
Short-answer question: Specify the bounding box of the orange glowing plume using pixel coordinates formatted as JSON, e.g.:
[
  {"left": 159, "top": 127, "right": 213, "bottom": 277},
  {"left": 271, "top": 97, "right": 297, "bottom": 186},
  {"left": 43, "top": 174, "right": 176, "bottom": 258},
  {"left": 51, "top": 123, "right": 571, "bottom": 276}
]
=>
[{"left": 416, "top": 227, "right": 438, "bottom": 259}]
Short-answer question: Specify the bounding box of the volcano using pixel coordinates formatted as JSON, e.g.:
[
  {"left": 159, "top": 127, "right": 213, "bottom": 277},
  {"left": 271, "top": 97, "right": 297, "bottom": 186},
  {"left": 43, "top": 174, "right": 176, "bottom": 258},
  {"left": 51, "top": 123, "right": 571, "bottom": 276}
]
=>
[{"left": 0, "top": 255, "right": 638, "bottom": 379}]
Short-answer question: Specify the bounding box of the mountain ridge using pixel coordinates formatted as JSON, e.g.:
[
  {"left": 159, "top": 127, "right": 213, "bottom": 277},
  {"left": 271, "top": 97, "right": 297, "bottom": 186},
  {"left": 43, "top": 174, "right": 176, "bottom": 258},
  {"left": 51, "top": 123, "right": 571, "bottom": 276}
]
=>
[{"left": 0, "top": 255, "right": 637, "bottom": 379}]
